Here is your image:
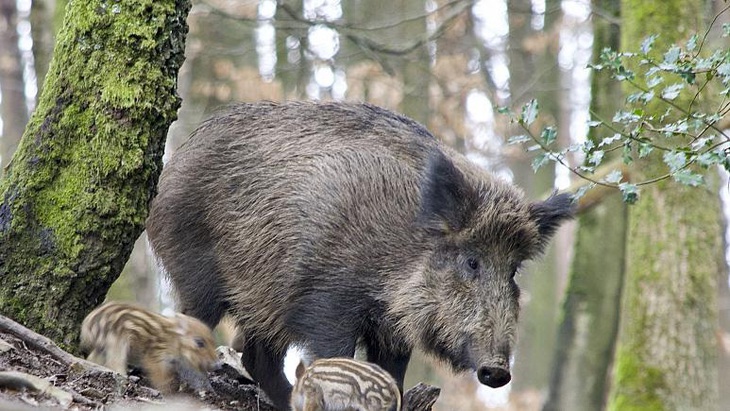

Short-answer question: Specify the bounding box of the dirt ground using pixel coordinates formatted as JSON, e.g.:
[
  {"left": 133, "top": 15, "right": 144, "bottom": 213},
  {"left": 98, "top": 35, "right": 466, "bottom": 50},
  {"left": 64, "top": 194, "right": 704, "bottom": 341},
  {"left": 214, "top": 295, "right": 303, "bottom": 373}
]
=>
[
  {"left": 0, "top": 328, "right": 277, "bottom": 411},
  {"left": 0, "top": 315, "right": 438, "bottom": 411}
]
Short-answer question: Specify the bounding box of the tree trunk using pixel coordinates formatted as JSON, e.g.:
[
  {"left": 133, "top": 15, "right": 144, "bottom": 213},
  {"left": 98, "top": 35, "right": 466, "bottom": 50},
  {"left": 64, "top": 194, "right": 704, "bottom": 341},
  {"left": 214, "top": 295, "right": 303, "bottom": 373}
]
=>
[
  {"left": 543, "top": 1, "right": 624, "bottom": 409},
  {"left": 0, "top": 0, "right": 191, "bottom": 350},
  {"left": 607, "top": 1, "right": 721, "bottom": 409},
  {"left": 394, "top": 1, "right": 429, "bottom": 125},
  {"left": 30, "top": 0, "right": 59, "bottom": 98},
  {"left": 0, "top": 0, "right": 29, "bottom": 171},
  {"left": 544, "top": 195, "right": 626, "bottom": 411},
  {"left": 508, "top": 0, "right": 563, "bottom": 392}
]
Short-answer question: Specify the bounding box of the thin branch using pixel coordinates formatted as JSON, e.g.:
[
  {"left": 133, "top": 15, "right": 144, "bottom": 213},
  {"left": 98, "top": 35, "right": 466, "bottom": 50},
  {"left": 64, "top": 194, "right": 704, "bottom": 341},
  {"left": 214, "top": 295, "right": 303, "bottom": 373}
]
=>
[
  {"left": 0, "top": 315, "right": 107, "bottom": 373},
  {"left": 694, "top": 3, "right": 730, "bottom": 59}
]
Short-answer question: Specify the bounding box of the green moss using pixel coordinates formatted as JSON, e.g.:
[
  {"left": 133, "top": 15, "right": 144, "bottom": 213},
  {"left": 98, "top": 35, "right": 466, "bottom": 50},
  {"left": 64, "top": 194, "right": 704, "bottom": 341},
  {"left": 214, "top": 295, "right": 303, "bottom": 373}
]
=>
[
  {"left": 603, "top": 1, "right": 721, "bottom": 410},
  {"left": 609, "top": 346, "right": 666, "bottom": 411},
  {"left": 0, "top": 0, "right": 190, "bottom": 346}
]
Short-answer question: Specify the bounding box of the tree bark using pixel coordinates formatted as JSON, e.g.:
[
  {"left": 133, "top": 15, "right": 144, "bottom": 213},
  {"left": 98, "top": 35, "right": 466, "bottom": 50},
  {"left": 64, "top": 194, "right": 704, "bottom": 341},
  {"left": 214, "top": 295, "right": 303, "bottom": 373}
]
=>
[
  {"left": 544, "top": 195, "right": 626, "bottom": 411},
  {"left": 30, "top": 0, "right": 58, "bottom": 98},
  {"left": 0, "top": 0, "right": 191, "bottom": 350},
  {"left": 543, "top": 1, "right": 624, "bottom": 409},
  {"left": 508, "top": 0, "right": 563, "bottom": 392},
  {"left": 607, "top": 1, "right": 721, "bottom": 409},
  {"left": 0, "top": 0, "right": 29, "bottom": 171}
]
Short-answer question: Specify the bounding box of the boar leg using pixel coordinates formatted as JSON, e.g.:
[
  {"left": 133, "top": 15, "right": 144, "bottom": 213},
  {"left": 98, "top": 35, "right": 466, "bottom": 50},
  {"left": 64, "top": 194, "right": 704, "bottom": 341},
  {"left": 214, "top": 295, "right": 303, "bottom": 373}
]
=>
[
  {"left": 160, "top": 230, "right": 228, "bottom": 329},
  {"left": 239, "top": 337, "right": 291, "bottom": 410},
  {"left": 364, "top": 338, "right": 411, "bottom": 391}
]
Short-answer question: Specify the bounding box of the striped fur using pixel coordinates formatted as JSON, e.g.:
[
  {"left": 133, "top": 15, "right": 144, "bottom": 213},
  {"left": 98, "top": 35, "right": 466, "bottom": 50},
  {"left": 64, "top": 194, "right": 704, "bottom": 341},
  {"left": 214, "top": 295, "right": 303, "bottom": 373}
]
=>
[
  {"left": 80, "top": 301, "right": 217, "bottom": 392},
  {"left": 291, "top": 358, "right": 401, "bottom": 411}
]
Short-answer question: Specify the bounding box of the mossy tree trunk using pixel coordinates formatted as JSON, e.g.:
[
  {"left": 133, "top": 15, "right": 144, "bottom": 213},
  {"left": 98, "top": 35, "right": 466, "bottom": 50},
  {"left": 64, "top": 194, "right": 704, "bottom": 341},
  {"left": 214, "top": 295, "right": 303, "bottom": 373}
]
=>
[
  {"left": 543, "top": 1, "right": 624, "bottom": 409},
  {"left": 0, "top": 0, "right": 191, "bottom": 350},
  {"left": 607, "top": 1, "right": 721, "bottom": 409}
]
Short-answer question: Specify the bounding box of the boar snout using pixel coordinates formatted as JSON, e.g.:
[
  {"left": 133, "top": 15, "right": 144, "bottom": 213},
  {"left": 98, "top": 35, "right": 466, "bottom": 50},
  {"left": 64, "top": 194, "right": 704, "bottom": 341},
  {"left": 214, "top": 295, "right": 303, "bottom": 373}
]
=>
[{"left": 477, "top": 365, "right": 511, "bottom": 387}]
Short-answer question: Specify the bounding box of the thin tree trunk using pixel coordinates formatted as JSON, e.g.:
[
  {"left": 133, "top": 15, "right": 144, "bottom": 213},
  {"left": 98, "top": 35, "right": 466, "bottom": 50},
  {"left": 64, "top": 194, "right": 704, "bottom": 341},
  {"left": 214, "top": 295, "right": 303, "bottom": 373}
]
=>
[
  {"left": 0, "top": 0, "right": 191, "bottom": 350},
  {"left": 508, "top": 0, "right": 562, "bottom": 392},
  {"left": 395, "top": 1, "right": 429, "bottom": 125},
  {"left": 0, "top": 0, "right": 29, "bottom": 170},
  {"left": 543, "top": 1, "right": 624, "bottom": 409},
  {"left": 30, "top": 0, "right": 58, "bottom": 98},
  {"left": 544, "top": 195, "right": 626, "bottom": 411},
  {"left": 607, "top": 1, "right": 721, "bottom": 409}
]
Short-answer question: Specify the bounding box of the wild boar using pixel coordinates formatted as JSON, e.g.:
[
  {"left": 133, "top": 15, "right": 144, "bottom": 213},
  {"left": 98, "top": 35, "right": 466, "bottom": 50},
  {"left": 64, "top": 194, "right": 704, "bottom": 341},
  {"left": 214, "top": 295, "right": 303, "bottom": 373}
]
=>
[
  {"left": 80, "top": 301, "right": 218, "bottom": 393},
  {"left": 146, "top": 101, "right": 574, "bottom": 409}
]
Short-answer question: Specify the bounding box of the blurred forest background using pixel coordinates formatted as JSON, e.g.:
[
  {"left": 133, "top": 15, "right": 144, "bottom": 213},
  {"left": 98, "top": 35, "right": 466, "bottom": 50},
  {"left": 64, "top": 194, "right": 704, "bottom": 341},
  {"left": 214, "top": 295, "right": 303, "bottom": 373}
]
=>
[{"left": 1, "top": 0, "right": 729, "bottom": 410}]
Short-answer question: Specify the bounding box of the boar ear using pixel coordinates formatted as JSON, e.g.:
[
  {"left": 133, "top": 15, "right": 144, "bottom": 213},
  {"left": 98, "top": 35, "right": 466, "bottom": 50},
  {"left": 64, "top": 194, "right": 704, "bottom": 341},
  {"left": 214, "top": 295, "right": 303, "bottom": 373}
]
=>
[
  {"left": 419, "top": 152, "right": 478, "bottom": 234},
  {"left": 529, "top": 192, "right": 575, "bottom": 242}
]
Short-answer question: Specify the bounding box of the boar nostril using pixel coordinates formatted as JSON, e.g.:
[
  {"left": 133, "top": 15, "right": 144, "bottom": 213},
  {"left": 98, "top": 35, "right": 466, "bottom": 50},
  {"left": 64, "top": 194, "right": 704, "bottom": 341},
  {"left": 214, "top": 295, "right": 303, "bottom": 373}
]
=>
[{"left": 477, "top": 366, "right": 511, "bottom": 388}]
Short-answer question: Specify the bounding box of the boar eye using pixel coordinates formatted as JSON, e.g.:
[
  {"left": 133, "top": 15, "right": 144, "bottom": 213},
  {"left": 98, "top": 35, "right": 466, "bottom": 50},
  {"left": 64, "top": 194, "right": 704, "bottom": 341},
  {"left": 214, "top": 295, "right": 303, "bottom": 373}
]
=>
[
  {"left": 467, "top": 257, "right": 479, "bottom": 271},
  {"left": 194, "top": 337, "right": 206, "bottom": 348}
]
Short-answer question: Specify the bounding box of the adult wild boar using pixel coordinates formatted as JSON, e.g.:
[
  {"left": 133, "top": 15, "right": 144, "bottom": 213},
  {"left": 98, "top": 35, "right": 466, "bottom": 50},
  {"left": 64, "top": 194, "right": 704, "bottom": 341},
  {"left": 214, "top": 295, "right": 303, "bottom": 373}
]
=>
[{"left": 146, "top": 101, "right": 574, "bottom": 409}]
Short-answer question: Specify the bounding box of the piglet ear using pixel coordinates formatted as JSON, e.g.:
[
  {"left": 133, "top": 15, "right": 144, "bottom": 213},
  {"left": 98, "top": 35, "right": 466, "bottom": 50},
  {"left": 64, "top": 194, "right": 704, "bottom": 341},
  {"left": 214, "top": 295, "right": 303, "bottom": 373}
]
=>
[
  {"left": 295, "top": 361, "right": 307, "bottom": 379},
  {"left": 419, "top": 152, "right": 478, "bottom": 234},
  {"left": 529, "top": 192, "right": 575, "bottom": 242},
  {"left": 174, "top": 314, "right": 190, "bottom": 336}
]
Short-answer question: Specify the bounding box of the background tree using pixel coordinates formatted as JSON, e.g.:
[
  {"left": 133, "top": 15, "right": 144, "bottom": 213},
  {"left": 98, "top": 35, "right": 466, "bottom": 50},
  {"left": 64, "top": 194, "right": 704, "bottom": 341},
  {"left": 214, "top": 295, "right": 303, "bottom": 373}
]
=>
[
  {"left": 0, "top": 0, "right": 28, "bottom": 170},
  {"left": 606, "top": 0, "right": 723, "bottom": 409},
  {"left": 0, "top": 0, "right": 191, "bottom": 348},
  {"left": 543, "top": 1, "right": 625, "bottom": 410}
]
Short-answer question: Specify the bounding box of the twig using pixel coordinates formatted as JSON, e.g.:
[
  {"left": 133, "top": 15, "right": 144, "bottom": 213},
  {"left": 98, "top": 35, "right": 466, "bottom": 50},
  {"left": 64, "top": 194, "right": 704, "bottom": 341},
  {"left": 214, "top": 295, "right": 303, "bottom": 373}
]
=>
[{"left": 0, "top": 315, "right": 106, "bottom": 373}]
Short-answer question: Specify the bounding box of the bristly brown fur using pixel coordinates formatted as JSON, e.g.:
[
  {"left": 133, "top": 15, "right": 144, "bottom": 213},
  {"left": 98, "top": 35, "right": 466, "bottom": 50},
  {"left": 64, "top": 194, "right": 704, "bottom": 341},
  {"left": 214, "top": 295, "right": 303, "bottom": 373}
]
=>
[
  {"left": 80, "top": 301, "right": 218, "bottom": 393},
  {"left": 146, "top": 101, "right": 574, "bottom": 409}
]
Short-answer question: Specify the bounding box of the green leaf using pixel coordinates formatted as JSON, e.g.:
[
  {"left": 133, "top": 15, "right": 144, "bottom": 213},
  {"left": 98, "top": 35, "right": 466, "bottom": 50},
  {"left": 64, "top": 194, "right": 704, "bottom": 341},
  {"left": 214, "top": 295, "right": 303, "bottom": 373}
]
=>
[
  {"left": 640, "top": 90, "right": 655, "bottom": 103},
  {"left": 663, "top": 45, "right": 681, "bottom": 64},
  {"left": 618, "top": 182, "right": 639, "bottom": 204},
  {"left": 661, "top": 83, "right": 684, "bottom": 100},
  {"left": 663, "top": 151, "right": 686, "bottom": 172},
  {"left": 686, "top": 34, "right": 698, "bottom": 52},
  {"left": 507, "top": 135, "right": 532, "bottom": 145},
  {"left": 646, "top": 75, "right": 663, "bottom": 88},
  {"left": 540, "top": 126, "right": 557, "bottom": 146},
  {"left": 638, "top": 142, "right": 653, "bottom": 158},
  {"left": 622, "top": 142, "right": 633, "bottom": 164},
  {"left": 690, "top": 136, "right": 713, "bottom": 151},
  {"left": 723, "top": 23, "right": 730, "bottom": 37},
  {"left": 613, "top": 110, "right": 641, "bottom": 123},
  {"left": 616, "top": 66, "right": 634, "bottom": 81},
  {"left": 497, "top": 106, "right": 512, "bottom": 114},
  {"left": 718, "top": 63, "right": 730, "bottom": 77},
  {"left": 641, "top": 35, "right": 658, "bottom": 54},
  {"left": 673, "top": 170, "right": 704, "bottom": 186},
  {"left": 679, "top": 69, "right": 696, "bottom": 85},
  {"left": 521, "top": 99, "right": 539, "bottom": 126},
  {"left": 695, "top": 151, "right": 722, "bottom": 168},
  {"left": 574, "top": 183, "right": 596, "bottom": 200},
  {"left": 588, "top": 150, "right": 605, "bottom": 166},
  {"left": 532, "top": 153, "right": 550, "bottom": 172},
  {"left": 598, "top": 133, "right": 622, "bottom": 148},
  {"left": 605, "top": 170, "right": 623, "bottom": 184},
  {"left": 587, "top": 120, "right": 602, "bottom": 128}
]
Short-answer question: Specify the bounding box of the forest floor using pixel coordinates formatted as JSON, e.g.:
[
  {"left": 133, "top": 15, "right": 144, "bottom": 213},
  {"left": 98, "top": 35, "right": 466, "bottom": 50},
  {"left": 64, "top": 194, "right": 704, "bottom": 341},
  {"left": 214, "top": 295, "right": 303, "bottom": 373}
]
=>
[
  {"left": 0, "top": 316, "right": 438, "bottom": 410},
  {"left": 0, "top": 316, "right": 277, "bottom": 411}
]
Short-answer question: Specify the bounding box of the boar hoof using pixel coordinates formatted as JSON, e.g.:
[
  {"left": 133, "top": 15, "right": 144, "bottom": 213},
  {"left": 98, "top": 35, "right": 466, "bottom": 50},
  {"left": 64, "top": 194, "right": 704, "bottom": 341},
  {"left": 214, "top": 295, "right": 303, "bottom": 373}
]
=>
[{"left": 477, "top": 366, "right": 511, "bottom": 388}]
